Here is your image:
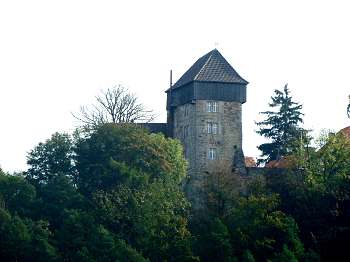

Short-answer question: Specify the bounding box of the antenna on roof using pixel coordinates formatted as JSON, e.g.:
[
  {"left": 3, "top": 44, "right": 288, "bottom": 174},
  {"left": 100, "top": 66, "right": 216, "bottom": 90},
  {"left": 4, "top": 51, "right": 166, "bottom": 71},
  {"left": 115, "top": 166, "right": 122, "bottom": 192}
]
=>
[
  {"left": 347, "top": 95, "right": 350, "bottom": 118},
  {"left": 214, "top": 42, "right": 219, "bottom": 49},
  {"left": 170, "top": 70, "right": 173, "bottom": 88}
]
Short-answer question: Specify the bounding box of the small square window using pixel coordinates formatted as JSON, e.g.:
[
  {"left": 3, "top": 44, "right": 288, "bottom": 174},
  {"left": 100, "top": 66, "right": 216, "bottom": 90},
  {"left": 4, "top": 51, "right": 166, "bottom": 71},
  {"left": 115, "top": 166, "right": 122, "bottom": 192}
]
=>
[
  {"left": 212, "top": 123, "right": 218, "bottom": 134},
  {"left": 208, "top": 148, "right": 217, "bottom": 160},
  {"left": 207, "top": 122, "right": 212, "bottom": 134},
  {"left": 213, "top": 102, "right": 217, "bottom": 112},
  {"left": 207, "top": 101, "right": 218, "bottom": 112},
  {"left": 207, "top": 122, "right": 218, "bottom": 134}
]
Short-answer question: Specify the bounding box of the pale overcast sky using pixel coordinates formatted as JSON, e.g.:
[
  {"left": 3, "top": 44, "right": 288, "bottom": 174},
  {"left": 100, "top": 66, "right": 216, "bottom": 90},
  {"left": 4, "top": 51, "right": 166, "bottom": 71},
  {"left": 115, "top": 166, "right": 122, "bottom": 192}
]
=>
[{"left": 1, "top": 0, "right": 350, "bottom": 172}]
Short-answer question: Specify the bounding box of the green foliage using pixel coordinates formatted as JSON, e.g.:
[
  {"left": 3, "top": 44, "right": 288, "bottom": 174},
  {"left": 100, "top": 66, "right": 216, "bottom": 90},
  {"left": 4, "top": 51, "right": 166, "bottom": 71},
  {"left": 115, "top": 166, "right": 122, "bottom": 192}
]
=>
[
  {"left": 6, "top": 121, "right": 350, "bottom": 261},
  {"left": 271, "top": 245, "right": 298, "bottom": 262},
  {"left": 113, "top": 239, "right": 150, "bottom": 262},
  {"left": 0, "top": 208, "right": 58, "bottom": 262},
  {"left": 0, "top": 211, "right": 31, "bottom": 260},
  {"left": 75, "top": 124, "right": 187, "bottom": 195},
  {"left": 203, "top": 163, "right": 242, "bottom": 218},
  {"left": 26, "top": 219, "right": 59, "bottom": 261},
  {"left": 241, "top": 250, "right": 255, "bottom": 262},
  {"left": 226, "top": 194, "right": 304, "bottom": 261},
  {"left": 92, "top": 184, "right": 194, "bottom": 261},
  {"left": 256, "top": 84, "right": 306, "bottom": 164},
  {"left": 76, "top": 124, "right": 194, "bottom": 261},
  {"left": 313, "top": 132, "right": 350, "bottom": 192},
  {"left": 51, "top": 208, "right": 147, "bottom": 262},
  {"left": 26, "top": 132, "right": 75, "bottom": 184},
  {"left": 37, "top": 175, "right": 85, "bottom": 228},
  {"left": 303, "top": 249, "right": 320, "bottom": 262},
  {"left": 192, "top": 168, "right": 305, "bottom": 262},
  {"left": 0, "top": 124, "right": 196, "bottom": 261},
  {"left": 265, "top": 130, "right": 350, "bottom": 261},
  {"left": 0, "top": 172, "right": 36, "bottom": 217},
  {"left": 194, "top": 218, "right": 234, "bottom": 262},
  {"left": 81, "top": 125, "right": 194, "bottom": 261}
]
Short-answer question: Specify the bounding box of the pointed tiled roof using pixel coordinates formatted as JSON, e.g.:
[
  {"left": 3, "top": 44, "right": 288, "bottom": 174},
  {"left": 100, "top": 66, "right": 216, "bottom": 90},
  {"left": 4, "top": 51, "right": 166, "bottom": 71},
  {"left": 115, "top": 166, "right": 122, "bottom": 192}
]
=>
[
  {"left": 245, "top": 157, "right": 257, "bottom": 167},
  {"left": 339, "top": 126, "right": 350, "bottom": 140},
  {"left": 171, "top": 49, "right": 248, "bottom": 89},
  {"left": 265, "top": 156, "right": 295, "bottom": 168}
]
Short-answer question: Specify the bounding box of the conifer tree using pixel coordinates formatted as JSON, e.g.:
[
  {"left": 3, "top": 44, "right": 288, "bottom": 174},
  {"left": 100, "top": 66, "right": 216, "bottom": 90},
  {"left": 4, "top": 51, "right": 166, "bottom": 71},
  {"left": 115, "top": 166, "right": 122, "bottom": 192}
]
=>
[{"left": 256, "top": 84, "right": 305, "bottom": 164}]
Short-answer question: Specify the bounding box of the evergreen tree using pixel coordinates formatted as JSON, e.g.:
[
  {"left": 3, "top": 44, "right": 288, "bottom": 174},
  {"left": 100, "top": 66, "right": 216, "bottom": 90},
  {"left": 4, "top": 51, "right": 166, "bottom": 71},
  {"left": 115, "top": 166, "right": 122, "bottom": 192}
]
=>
[{"left": 256, "top": 84, "right": 305, "bottom": 164}]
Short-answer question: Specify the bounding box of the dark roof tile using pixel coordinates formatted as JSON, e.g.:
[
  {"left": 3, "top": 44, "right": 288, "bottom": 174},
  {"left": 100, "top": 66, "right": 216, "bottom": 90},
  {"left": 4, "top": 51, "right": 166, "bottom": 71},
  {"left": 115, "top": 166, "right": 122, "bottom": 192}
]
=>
[
  {"left": 171, "top": 49, "right": 248, "bottom": 89},
  {"left": 141, "top": 123, "right": 167, "bottom": 136}
]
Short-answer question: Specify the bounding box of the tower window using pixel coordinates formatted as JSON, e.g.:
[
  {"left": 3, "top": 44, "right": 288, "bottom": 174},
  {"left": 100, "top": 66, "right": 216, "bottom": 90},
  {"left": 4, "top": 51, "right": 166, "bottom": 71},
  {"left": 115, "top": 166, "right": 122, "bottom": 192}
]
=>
[
  {"left": 184, "top": 105, "right": 189, "bottom": 117},
  {"left": 208, "top": 148, "right": 217, "bottom": 160},
  {"left": 207, "top": 122, "right": 218, "bottom": 134},
  {"left": 183, "top": 125, "right": 189, "bottom": 138},
  {"left": 207, "top": 101, "right": 218, "bottom": 112},
  {"left": 212, "top": 123, "right": 218, "bottom": 134}
]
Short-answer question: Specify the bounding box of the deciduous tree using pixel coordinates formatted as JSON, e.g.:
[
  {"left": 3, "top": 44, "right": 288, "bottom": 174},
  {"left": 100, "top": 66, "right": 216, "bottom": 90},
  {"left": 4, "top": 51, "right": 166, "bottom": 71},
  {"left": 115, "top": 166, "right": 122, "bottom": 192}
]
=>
[
  {"left": 26, "top": 132, "right": 75, "bottom": 185},
  {"left": 73, "top": 85, "right": 155, "bottom": 128}
]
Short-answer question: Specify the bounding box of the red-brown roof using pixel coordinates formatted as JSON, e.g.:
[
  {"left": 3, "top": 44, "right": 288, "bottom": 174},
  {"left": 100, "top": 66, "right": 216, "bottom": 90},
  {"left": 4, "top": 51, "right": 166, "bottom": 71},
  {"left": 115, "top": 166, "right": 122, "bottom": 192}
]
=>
[
  {"left": 245, "top": 157, "right": 256, "bottom": 167},
  {"left": 265, "top": 156, "right": 295, "bottom": 168},
  {"left": 264, "top": 127, "right": 350, "bottom": 169},
  {"left": 339, "top": 126, "right": 350, "bottom": 140}
]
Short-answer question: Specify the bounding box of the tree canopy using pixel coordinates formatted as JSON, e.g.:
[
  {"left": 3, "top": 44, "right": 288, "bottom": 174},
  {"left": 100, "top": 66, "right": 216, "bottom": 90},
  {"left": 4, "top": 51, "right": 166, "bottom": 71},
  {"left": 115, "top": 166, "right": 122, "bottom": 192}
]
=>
[
  {"left": 2, "top": 88, "right": 350, "bottom": 261},
  {"left": 256, "top": 84, "right": 306, "bottom": 164},
  {"left": 1, "top": 124, "right": 196, "bottom": 261},
  {"left": 73, "top": 85, "right": 155, "bottom": 127}
]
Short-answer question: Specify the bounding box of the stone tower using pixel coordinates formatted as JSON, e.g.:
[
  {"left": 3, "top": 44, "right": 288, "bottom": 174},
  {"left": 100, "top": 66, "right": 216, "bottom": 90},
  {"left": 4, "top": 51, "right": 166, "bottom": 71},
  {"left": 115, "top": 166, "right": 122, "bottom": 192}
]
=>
[{"left": 166, "top": 49, "right": 248, "bottom": 209}]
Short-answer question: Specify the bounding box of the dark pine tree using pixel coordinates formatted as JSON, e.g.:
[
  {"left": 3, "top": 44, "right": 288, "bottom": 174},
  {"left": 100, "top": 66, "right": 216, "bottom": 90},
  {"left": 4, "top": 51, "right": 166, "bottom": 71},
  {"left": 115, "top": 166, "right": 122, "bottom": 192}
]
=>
[{"left": 256, "top": 84, "right": 305, "bottom": 164}]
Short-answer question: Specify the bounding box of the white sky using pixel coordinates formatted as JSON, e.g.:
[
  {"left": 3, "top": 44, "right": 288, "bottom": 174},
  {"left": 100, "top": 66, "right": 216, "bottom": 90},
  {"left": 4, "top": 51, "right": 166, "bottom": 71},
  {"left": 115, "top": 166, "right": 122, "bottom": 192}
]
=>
[{"left": 1, "top": 0, "right": 350, "bottom": 172}]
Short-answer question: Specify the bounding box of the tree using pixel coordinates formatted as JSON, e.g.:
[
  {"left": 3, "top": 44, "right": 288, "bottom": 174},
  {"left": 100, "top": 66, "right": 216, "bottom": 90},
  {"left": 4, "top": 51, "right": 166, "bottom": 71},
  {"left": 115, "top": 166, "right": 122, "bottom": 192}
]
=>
[
  {"left": 0, "top": 209, "right": 58, "bottom": 262},
  {"left": 193, "top": 218, "right": 235, "bottom": 262},
  {"left": 193, "top": 175, "right": 304, "bottom": 261},
  {"left": 74, "top": 123, "right": 196, "bottom": 261},
  {"left": 26, "top": 132, "right": 75, "bottom": 185},
  {"left": 73, "top": 85, "right": 155, "bottom": 127},
  {"left": 241, "top": 250, "right": 255, "bottom": 262},
  {"left": 55, "top": 209, "right": 148, "bottom": 262},
  {"left": 203, "top": 161, "right": 242, "bottom": 218},
  {"left": 36, "top": 175, "right": 85, "bottom": 229},
  {"left": 226, "top": 194, "right": 304, "bottom": 262},
  {"left": 75, "top": 123, "right": 187, "bottom": 195},
  {"left": 93, "top": 183, "right": 195, "bottom": 262},
  {"left": 0, "top": 172, "right": 36, "bottom": 217},
  {"left": 264, "top": 130, "right": 350, "bottom": 261},
  {"left": 1, "top": 124, "right": 197, "bottom": 261},
  {"left": 256, "top": 84, "right": 305, "bottom": 164}
]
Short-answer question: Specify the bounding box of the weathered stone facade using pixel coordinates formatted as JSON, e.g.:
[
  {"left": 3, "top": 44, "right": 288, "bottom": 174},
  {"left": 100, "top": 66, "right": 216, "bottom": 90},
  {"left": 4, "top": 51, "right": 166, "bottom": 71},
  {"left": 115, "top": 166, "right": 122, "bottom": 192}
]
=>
[
  {"left": 173, "top": 100, "right": 242, "bottom": 173},
  {"left": 172, "top": 100, "right": 244, "bottom": 209}
]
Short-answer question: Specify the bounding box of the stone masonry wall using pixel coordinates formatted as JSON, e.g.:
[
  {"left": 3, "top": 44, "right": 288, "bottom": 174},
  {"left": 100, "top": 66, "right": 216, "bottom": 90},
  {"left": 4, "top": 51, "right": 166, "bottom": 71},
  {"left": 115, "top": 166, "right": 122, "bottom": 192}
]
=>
[{"left": 173, "top": 100, "right": 243, "bottom": 211}]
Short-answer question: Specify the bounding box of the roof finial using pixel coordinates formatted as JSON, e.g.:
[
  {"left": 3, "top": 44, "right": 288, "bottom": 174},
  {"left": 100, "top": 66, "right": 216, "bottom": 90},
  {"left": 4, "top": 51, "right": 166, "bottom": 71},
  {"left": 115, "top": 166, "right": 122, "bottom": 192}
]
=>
[{"left": 214, "top": 42, "right": 219, "bottom": 50}]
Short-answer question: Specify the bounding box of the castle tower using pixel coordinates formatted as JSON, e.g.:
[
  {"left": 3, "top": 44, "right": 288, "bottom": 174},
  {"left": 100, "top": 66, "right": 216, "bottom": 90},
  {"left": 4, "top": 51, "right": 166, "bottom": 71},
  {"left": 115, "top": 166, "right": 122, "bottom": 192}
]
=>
[{"left": 166, "top": 49, "right": 248, "bottom": 210}]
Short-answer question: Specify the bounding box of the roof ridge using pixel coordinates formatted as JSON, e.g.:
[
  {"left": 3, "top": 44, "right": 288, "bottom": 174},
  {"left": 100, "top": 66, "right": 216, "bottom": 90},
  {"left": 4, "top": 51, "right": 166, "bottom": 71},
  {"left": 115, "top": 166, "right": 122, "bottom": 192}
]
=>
[{"left": 193, "top": 51, "right": 214, "bottom": 81}]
